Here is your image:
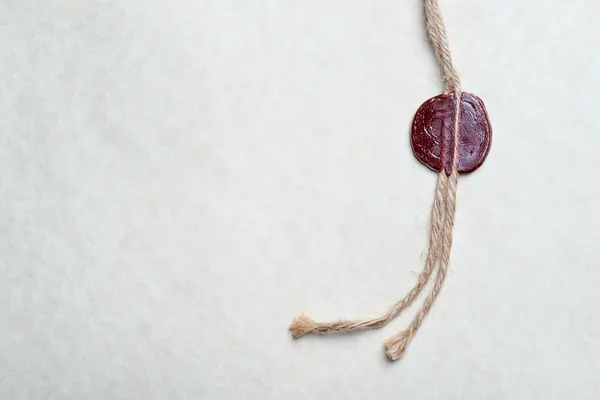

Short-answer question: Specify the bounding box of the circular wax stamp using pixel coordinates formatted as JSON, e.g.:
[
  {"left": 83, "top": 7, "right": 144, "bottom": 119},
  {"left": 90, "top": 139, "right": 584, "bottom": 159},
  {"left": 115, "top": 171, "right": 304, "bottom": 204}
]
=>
[{"left": 411, "top": 92, "right": 492, "bottom": 175}]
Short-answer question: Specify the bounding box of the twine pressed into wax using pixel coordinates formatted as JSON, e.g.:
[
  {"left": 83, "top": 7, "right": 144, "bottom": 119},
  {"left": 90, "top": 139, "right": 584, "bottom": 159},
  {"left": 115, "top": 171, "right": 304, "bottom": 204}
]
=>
[{"left": 290, "top": 0, "right": 462, "bottom": 360}]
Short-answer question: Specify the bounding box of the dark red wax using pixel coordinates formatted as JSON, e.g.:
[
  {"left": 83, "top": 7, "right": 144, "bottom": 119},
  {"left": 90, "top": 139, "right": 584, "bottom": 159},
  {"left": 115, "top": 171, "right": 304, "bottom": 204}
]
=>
[{"left": 411, "top": 92, "right": 492, "bottom": 175}]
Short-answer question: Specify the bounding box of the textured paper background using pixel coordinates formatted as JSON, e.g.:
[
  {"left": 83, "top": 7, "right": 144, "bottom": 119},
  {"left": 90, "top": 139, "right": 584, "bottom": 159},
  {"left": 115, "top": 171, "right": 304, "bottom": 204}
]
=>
[{"left": 2, "top": 1, "right": 600, "bottom": 399}]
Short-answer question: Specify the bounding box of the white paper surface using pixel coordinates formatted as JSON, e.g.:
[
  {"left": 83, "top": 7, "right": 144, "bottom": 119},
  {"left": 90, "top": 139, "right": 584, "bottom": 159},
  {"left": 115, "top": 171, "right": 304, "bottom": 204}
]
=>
[{"left": 2, "top": 1, "right": 600, "bottom": 399}]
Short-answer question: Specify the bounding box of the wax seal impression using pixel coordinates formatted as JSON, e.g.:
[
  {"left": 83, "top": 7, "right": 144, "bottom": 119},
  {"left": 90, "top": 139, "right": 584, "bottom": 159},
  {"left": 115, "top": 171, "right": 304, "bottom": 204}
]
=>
[{"left": 411, "top": 92, "right": 492, "bottom": 175}]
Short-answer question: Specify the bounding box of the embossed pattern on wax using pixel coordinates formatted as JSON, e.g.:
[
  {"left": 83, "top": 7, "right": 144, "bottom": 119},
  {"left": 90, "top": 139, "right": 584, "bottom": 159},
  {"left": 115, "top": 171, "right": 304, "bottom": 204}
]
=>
[{"left": 411, "top": 92, "right": 492, "bottom": 175}]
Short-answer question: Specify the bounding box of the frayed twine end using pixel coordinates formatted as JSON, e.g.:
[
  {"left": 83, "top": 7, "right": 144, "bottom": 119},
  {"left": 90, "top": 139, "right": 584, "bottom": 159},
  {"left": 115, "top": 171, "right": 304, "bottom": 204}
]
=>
[
  {"left": 384, "top": 331, "right": 409, "bottom": 361},
  {"left": 289, "top": 313, "right": 317, "bottom": 338}
]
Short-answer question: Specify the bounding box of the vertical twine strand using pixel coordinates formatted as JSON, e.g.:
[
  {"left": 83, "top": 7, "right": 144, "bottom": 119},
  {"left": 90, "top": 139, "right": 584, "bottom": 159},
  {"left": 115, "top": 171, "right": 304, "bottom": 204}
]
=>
[
  {"left": 424, "top": 0, "right": 461, "bottom": 93},
  {"left": 385, "top": 87, "right": 462, "bottom": 359},
  {"left": 384, "top": 170, "right": 458, "bottom": 360},
  {"left": 290, "top": 0, "right": 462, "bottom": 361}
]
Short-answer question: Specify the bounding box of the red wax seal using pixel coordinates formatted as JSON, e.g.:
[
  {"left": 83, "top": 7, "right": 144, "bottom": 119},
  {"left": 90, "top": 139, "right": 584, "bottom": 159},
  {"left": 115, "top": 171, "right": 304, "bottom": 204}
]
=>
[{"left": 411, "top": 92, "right": 492, "bottom": 175}]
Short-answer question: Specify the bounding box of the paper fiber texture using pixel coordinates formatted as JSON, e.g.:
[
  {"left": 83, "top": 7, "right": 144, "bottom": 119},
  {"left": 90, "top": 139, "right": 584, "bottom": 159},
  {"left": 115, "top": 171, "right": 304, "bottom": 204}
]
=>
[{"left": 1, "top": 1, "right": 599, "bottom": 399}]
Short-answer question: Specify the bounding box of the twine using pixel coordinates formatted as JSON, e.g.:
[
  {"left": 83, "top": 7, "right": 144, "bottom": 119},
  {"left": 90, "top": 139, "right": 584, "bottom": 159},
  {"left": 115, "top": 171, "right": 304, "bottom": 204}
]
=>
[{"left": 290, "top": 0, "right": 462, "bottom": 360}]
